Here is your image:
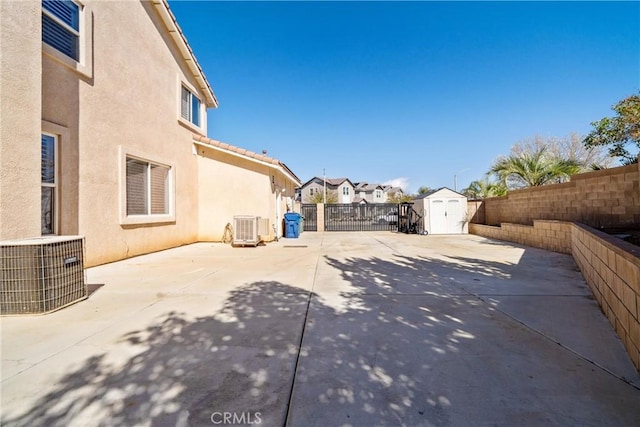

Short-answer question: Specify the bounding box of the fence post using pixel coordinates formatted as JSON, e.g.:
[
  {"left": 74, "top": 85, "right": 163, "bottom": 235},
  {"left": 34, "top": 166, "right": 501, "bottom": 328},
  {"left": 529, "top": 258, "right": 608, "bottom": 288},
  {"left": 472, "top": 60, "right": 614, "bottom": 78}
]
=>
[{"left": 317, "top": 203, "right": 325, "bottom": 231}]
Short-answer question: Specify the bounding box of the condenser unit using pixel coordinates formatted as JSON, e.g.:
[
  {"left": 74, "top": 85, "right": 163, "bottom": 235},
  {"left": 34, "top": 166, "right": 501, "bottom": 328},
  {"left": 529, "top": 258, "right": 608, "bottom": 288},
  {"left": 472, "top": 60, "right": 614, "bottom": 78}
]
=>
[
  {"left": 258, "top": 218, "right": 270, "bottom": 240},
  {"left": 1, "top": 236, "right": 87, "bottom": 315},
  {"left": 233, "top": 216, "right": 261, "bottom": 247}
]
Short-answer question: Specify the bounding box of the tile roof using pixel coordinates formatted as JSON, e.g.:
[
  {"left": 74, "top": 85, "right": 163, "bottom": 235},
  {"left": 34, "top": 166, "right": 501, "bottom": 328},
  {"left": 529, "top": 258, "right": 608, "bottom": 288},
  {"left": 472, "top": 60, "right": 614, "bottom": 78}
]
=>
[
  {"left": 192, "top": 134, "right": 301, "bottom": 184},
  {"left": 414, "top": 187, "right": 465, "bottom": 199},
  {"left": 359, "top": 183, "right": 383, "bottom": 192},
  {"left": 325, "top": 178, "right": 350, "bottom": 186}
]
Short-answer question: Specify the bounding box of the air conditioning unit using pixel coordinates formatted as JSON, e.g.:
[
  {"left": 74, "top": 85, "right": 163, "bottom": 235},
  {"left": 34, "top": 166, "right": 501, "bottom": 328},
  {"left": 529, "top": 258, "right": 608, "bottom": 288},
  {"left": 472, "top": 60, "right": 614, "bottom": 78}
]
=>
[
  {"left": 258, "top": 218, "right": 270, "bottom": 240},
  {"left": 1, "top": 236, "right": 87, "bottom": 315},
  {"left": 233, "top": 216, "right": 261, "bottom": 247}
]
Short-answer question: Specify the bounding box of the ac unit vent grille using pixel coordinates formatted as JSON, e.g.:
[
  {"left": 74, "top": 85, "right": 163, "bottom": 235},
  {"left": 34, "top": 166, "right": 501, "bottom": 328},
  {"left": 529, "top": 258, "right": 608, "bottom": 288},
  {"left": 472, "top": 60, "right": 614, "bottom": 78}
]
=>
[
  {"left": 258, "top": 218, "right": 270, "bottom": 238},
  {"left": 233, "top": 216, "right": 261, "bottom": 246},
  {"left": 1, "top": 236, "right": 87, "bottom": 315}
]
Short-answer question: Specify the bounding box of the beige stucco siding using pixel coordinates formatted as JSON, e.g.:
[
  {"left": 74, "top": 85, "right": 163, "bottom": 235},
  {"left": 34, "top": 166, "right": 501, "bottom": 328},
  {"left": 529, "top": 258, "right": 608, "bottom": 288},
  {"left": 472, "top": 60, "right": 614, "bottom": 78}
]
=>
[
  {"left": 2, "top": 1, "right": 300, "bottom": 267},
  {"left": 197, "top": 147, "right": 296, "bottom": 241},
  {"left": 40, "top": 2, "right": 208, "bottom": 266},
  {"left": 303, "top": 183, "right": 325, "bottom": 202},
  {"left": 0, "top": 1, "right": 42, "bottom": 240}
]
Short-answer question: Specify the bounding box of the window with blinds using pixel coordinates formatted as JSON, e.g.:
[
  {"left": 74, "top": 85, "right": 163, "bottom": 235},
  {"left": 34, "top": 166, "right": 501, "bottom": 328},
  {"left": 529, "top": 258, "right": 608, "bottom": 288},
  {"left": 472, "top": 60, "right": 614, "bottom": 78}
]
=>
[
  {"left": 42, "top": 0, "right": 80, "bottom": 61},
  {"left": 41, "top": 134, "right": 57, "bottom": 234},
  {"left": 126, "top": 158, "right": 170, "bottom": 216},
  {"left": 180, "top": 85, "right": 201, "bottom": 127}
]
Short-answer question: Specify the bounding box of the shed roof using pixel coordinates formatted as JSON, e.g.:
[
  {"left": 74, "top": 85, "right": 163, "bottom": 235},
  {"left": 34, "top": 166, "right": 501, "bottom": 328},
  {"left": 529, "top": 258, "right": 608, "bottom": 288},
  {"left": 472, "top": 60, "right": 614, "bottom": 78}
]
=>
[{"left": 414, "top": 187, "right": 466, "bottom": 199}]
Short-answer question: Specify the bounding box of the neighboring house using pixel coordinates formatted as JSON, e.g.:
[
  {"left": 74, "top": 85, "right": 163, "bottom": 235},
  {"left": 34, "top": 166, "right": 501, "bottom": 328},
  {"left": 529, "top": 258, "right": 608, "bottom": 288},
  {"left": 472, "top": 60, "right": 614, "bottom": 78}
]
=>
[
  {"left": 299, "top": 177, "right": 355, "bottom": 204},
  {"left": 0, "top": 0, "right": 299, "bottom": 266},
  {"left": 298, "top": 178, "right": 405, "bottom": 204},
  {"left": 351, "top": 197, "right": 369, "bottom": 205},
  {"left": 354, "top": 182, "right": 385, "bottom": 203},
  {"left": 382, "top": 185, "right": 405, "bottom": 201}
]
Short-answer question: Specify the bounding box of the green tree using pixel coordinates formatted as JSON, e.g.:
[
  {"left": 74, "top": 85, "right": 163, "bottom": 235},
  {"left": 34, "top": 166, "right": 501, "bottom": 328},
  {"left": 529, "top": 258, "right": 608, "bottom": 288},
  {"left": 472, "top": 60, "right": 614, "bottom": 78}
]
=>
[
  {"left": 490, "top": 147, "right": 583, "bottom": 190},
  {"left": 417, "top": 186, "right": 432, "bottom": 195},
  {"left": 386, "top": 192, "right": 414, "bottom": 203},
  {"left": 512, "top": 133, "right": 616, "bottom": 170},
  {"left": 584, "top": 92, "right": 640, "bottom": 165},
  {"left": 305, "top": 190, "right": 338, "bottom": 204},
  {"left": 462, "top": 178, "right": 507, "bottom": 199}
]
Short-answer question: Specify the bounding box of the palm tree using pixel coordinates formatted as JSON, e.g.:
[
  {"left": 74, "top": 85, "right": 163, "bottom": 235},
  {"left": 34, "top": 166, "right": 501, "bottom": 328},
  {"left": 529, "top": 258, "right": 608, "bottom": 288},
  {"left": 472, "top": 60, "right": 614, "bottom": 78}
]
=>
[
  {"left": 490, "top": 147, "right": 583, "bottom": 190},
  {"left": 462, "top": 178, "right": 507, "bottom": 199}
]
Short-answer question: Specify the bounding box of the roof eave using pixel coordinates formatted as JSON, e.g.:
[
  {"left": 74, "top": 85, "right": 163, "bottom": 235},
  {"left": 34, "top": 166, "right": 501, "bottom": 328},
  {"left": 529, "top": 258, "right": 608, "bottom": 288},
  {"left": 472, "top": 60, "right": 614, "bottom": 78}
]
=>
[
  {"left": 153, "top": 0, "right": 218, "bottom": 108},
  {"left": 193, "top": 136, "right": 300, "bottom": 187}
]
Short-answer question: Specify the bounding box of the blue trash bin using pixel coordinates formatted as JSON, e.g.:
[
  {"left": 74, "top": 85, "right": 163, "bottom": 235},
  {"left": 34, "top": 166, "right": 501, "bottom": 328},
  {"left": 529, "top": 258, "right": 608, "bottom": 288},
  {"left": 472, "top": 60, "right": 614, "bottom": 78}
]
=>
[{"left": 284, "top": 212, "right": 301, "bottom": 238}]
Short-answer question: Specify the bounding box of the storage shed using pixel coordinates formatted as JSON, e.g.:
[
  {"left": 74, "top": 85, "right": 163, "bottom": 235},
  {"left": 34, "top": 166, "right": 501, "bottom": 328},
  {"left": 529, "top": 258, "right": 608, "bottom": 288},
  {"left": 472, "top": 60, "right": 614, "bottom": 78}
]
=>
[{"left": 413, "top": 188, "right": 468, "bottom": 234}]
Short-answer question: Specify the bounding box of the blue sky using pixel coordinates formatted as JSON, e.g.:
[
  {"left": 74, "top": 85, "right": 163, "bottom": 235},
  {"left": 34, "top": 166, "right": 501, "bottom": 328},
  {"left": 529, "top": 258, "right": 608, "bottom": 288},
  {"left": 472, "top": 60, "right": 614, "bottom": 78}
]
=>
[{"left": 169, "top": 1, "right": 639, "bottom": 193}]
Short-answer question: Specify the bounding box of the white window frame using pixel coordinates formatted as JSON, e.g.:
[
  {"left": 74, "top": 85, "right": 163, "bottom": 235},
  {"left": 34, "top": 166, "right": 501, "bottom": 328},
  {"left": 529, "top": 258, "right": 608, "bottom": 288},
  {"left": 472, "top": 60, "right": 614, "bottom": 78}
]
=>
[
  {"left": 42, "top": 0, "right": 80, "bottom": 59},
  {"left": 178, "top": 79, "right": 205, "bottom": 133},
  {"left": 119, "top": 146, "right": 175, "bottom": 225},
  {"left": 41, "top": 0, "right": 93, "bottom": 78},
  {"left": 41, "top": 132, "right": 58, "bottom": 235}
]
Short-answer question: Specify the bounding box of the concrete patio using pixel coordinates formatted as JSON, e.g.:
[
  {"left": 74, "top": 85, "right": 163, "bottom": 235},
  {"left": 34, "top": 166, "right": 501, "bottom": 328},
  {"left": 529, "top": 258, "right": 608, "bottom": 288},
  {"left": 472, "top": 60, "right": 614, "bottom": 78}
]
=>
[{"left": 2, "top": 232, "right": 640, "bottom": 426}]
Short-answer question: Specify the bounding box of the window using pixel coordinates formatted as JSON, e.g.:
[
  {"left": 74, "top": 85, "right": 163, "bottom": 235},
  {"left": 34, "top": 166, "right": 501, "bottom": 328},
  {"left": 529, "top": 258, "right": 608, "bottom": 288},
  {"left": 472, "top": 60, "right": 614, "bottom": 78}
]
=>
[
  {"left": 126, "top": 157, "right": 170, "bottom": 216},
  {"left": 42, "top": 0, "right": 80, "bottom": 61},
  {"left": 309, "top": 188, "right": 315, "bottom": 195},
  {"left": 181, "top": 86, "right": 201, "bottom": 127},
  {"left": 41, "top": 134, "right": 57, "bottom": 235},
  {"left": 343, "top": 187, "right": 349, "bottom": 195}
]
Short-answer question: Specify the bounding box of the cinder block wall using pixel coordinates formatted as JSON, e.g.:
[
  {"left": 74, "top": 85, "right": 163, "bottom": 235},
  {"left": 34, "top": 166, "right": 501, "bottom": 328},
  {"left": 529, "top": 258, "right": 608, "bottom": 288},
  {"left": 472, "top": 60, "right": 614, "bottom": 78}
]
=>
[
  {"left": 470, "top": 220, "right": 572, "bottom": 254},
  {"left": 467, "top": 200, "right": 485, "bottom": 225},
  {"left": 571, "top": 223, "right": 640, "bottom": 369},
  {"left": 479, "top": 162, "right": 640, "bottom": 228},
  {"left": 470, "top": 221, "right": 640, "bottom": 371}
]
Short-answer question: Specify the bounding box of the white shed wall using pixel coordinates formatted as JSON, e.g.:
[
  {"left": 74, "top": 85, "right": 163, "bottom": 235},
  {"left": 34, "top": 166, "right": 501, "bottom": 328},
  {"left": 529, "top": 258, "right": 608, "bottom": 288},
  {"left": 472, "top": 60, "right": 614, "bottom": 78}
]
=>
[{"left": 414, "top": 189, "right": 468, "bottom": 235}]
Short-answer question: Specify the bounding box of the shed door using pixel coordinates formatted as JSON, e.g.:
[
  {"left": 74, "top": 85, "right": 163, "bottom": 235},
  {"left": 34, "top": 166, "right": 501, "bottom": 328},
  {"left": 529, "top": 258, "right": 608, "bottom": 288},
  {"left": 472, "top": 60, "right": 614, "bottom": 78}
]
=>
[
  {"left": 430, "top": 200, "right": 447, "bottom": 234},
  {"left": 446, "top": 199, "right": 463, "bottom": 233}
]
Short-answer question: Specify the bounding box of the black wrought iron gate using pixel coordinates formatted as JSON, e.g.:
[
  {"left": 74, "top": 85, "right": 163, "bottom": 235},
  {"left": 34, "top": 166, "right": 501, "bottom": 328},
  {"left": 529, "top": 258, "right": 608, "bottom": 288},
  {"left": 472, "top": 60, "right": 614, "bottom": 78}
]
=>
[
  {"left": 301, "top": 204, "right": 317, "bottom": 231},
  {"left": 324, "top": 203, "right": 399, "bottom": 231}
]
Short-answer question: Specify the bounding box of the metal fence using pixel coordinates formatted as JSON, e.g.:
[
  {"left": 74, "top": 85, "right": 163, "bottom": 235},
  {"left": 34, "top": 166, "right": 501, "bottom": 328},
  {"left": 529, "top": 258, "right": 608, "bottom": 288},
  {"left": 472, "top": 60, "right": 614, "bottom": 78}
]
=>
[
  {"left": 324, "top": 203, "right": 399, "bottom": 231},
  {"left": 301, "top": 204, "right": 318, "bottom": 231}
]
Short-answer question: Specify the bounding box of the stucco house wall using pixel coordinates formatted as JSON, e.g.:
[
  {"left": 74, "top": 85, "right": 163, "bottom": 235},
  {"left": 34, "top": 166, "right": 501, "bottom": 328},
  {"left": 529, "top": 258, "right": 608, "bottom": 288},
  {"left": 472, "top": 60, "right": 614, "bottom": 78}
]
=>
[
  {"left": 303, "top": 182, "right": 326, "bottom": 202},
  {"left": 336, "top": 182, "right": 354, "bottom": 204},
  {"left": 1, "top": 1, "right": 300, "bottom": 267},
  {"left": 0, "top": 1, "right": 42, "bottom": 240},
  {"left": 39, "top": 1, "right": 214, "bottom": 266},
  {"left": 194, "top": 137, "right": 298, "bottom": 241}
]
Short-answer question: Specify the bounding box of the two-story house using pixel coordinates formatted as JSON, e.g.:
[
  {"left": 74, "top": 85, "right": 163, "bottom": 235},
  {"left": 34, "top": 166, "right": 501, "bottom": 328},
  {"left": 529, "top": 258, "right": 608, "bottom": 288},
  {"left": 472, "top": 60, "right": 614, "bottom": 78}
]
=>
[
  {"left": 382, "top": 185, "right": 405, "bottom": 201},
  {"left": 0, "top": 0, "right": 300, "bottom": 266},
  {"left": 298, "top": 178, "right": 406, "bottom": 204},
  {"left": 354, "top": 183, "right": 385, "bottom": 203},
  {"left": 298, "top": 177, "right": 355, "bottom": 204}
]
